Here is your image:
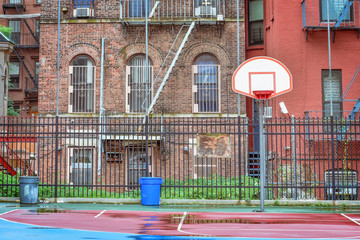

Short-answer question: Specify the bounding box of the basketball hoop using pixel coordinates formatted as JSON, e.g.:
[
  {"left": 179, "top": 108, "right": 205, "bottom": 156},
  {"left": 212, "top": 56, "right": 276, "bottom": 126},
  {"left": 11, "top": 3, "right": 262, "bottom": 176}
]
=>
[
  {"left": 253, "top": 90, "right": 274, "bottom": 100},
  {"left": 232, "top": 56, "right": 293, "bottom": 100}
]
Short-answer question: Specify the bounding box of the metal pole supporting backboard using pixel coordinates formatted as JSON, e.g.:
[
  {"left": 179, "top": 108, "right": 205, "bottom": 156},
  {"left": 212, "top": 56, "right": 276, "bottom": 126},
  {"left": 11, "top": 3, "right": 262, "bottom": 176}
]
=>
[{"left": 258, "top": 100, "right": 266, "bottom": 212}]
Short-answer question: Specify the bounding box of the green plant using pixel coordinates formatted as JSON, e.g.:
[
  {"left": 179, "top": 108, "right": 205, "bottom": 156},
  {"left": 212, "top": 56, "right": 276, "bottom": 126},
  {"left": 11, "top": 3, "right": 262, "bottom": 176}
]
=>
[
  {"left": 160, "top": 175, "right": 260, "bottom": 200},
  {"left": 0, "top": 25, "right": 12, "bottom": 38},
  {"left": 0, "top": 173, "right": 261, "bottom": 200},
  {"left": 7, "top": 98, "right": 20, "bottom": 116},
  {"left": 0, "top": 172, "right": 19, "bottom": 197}
]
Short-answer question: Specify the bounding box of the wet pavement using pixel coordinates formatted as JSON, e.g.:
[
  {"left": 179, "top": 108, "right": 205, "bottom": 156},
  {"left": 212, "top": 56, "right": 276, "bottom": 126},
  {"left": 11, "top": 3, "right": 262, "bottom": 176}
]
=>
[{"left": 1, "top": 202, "right": 360, "bottom": 240}]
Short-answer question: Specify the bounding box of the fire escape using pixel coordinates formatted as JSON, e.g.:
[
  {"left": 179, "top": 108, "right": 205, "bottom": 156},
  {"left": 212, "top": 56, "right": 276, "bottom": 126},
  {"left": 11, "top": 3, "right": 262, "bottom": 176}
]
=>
[
  {"left": 2, "top": 0, "right": 39, "bottom": 104},
  {"left": 119, "top": 0, "right": 226, "bottom": 119},
  {"left": 302, "top": 0, "right": 360, "bottom": 119},
  {"left": 0, "top": 0, "right": 38, "bottom": 176}
]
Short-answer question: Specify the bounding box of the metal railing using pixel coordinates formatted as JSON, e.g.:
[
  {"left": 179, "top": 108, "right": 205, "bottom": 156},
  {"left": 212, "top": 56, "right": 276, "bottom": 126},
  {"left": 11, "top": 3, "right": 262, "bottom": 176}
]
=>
[
  {"left": 3, "top": 0, "right": 25, "bottom": 5},
  {"left": 10, "top": 33, "right": 39, "bottom": 47},
  {"left": 119, "top": 0, "right": 227, "bottom": 20},
  {"left": 0, "top": 116, "right": 359, "bottom": 200}
]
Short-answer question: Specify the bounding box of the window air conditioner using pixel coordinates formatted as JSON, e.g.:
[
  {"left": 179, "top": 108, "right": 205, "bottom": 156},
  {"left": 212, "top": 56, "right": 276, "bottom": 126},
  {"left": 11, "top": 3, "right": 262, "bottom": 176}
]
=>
[
  {"left": 194, "top": 6, "right": 217, "bottom": 17},
  {"left": 73, "top": 7, "right": 92, "bottom": 18}
]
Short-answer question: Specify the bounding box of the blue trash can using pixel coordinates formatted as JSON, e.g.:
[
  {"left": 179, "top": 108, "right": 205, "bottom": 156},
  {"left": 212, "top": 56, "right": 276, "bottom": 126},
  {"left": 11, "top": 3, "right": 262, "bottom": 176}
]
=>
[
  {"left": 19, "top": 176, "right": 40, "bottom": 204},
  {"left": 139, "top": 177, "right": 163, "bottom": 206}
]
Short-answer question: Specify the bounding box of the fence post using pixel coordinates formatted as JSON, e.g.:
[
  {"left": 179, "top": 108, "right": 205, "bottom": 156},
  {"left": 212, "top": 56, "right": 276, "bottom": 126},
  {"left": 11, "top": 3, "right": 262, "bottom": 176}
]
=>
[
  {"left": 330, "top": 116, "right": 336, "bottom": 200},
  {"left": 292, "top": 115, "right": 297, "bottom": 200},
  {"left": 238, "top": 115, "right": 242, "bottom": 200},
  {"left": 145, "top": 116, "right": 149, "bottom": 177},
  {"left": 54, "top": 116, "right": 59, "bottom": 198}
]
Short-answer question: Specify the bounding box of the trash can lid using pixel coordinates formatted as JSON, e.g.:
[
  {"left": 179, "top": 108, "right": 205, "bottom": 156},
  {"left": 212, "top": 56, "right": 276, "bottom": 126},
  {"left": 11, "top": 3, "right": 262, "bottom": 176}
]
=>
[
  {"left": 19, "top": 176, "right": 40, "bottom": 184},
  {"left": 139, "top": 177, "right": 163, "bottom": 185}
]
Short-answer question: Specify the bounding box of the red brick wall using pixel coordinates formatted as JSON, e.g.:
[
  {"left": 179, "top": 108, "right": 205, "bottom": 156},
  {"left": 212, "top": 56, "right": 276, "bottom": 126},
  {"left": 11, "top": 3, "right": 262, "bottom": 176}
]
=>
[
  {"left": 255, "top": 0, "right": 360, "bottom": 118},
  {"left": 39, "top": 4, "right": 246, "bottom": 115}
]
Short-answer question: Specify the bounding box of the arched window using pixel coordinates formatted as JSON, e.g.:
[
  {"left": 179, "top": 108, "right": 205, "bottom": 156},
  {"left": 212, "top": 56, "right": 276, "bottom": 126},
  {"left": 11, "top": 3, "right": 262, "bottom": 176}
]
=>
[
  {"left": 69, "top": 56, "right": 95, "bottom": 113},
  {"left": 192, "top": 54, "right": 220, "bottom": 113},
  {"left": 126, "top": 55, "right": 153, "bottom": 113}
]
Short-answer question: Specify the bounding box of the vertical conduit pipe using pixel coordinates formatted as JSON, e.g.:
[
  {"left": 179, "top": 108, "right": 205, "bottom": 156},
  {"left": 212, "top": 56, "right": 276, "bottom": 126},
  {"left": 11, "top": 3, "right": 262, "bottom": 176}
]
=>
[
  {"left": 56, "top": 0, "right": 60, "bottom": 115},
  {"left": 237, "top": 0, "right": 241, "bottom": 115},
  {"left": 98, "top": 37, "right": 105, "bottom": 175},
  {"left": 327, "top": 0, "right": 333, "bottom": 116}
]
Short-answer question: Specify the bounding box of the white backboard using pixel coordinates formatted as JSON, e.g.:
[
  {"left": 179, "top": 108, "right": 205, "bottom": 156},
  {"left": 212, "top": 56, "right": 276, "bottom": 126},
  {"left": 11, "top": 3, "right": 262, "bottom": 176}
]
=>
[{"left": 232, "top": 56, "right": 293, "bottom": 99}]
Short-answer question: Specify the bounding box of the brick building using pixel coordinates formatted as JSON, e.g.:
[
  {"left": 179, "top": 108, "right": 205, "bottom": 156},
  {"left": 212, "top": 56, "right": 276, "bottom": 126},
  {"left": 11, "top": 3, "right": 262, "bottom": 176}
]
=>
[
  {"left": 37, "top": 1, "right": 247, "bottom": 188},
  {"left": 0, "top": 0, "right": 40, "bottom": 117},
  {"left": 0, "top": 32, "right": 15, "bottom": 116},
  {"left": 245, "top": 0, "right": 360, "bottom": 119},
  {"left": 244, "top": 0, "right": 360, "bottom": 199},
  {"left": 39, "top": 0, "right": 245, "bottom": 116}
]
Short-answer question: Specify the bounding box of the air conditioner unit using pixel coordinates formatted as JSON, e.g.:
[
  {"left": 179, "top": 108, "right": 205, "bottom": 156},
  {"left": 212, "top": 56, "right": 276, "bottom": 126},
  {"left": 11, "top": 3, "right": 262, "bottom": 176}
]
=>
[
  {"left": 73, "top": 7, "right": 92, "bottom": 18},
  {"left": 194, "top": 6, "right": 217, "bottom": 17}
]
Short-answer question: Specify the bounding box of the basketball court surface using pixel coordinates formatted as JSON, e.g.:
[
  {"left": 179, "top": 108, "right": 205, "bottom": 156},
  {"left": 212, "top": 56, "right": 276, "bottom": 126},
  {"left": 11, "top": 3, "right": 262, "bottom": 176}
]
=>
[{"left": 1, "top": 203, "right": 360, "bottom": 240}]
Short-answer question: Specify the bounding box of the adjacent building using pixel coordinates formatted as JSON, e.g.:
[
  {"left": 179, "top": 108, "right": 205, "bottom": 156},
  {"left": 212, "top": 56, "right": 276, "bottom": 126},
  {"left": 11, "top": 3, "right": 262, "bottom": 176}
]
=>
[
  {"left": 37, "top": 0, "right": 247, "bottom": 188},
  {"left": 0, "top": 31, "right": 15, "bottom": 116},
  {"left": 244, "top": 0, "right": 360, "bottom": 199},
  {"left": 245, "top": 0, "right": 360, "bottom": 119},
  {"left": 0, "top": 0, "right": 40, "bottom": 117}
]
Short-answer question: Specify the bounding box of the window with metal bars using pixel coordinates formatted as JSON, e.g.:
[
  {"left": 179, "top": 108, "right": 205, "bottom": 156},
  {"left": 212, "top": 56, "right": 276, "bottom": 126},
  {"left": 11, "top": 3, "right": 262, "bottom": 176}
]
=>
[
  {"left": 126, "top": 55, "right": 153, "bottom": 113},
  {"left": 322, "top": 69, "right": 342, "bottom": 119},
  {"left": 192, "top": 54, "right": 220, "bottom": 113},
  {"left": 129, "top": 0, "right": 152, "bottom": 18},
  {"left": 69, "top": 148, "right": 93, "bottom": 186},
  {"left": 194, "top": 0, "right": 218, "bottom": 17},
  {"left": 68, "top": 56, "right": 95, "bottom": 113},
  {"left": 320, "top": 0, "right": 353, "bottom": 22}
]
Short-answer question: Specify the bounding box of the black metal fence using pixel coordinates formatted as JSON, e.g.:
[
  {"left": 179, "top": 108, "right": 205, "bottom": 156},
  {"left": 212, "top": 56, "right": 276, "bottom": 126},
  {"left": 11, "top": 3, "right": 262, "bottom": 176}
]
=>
[{"left": 0, "top": 116, "right": 359, "bottom": 200}]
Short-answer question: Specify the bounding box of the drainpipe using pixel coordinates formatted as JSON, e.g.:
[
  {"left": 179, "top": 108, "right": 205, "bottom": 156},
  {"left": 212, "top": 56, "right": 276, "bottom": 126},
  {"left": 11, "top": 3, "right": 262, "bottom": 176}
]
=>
[
  {"left": 237, "top": 0, "right": 241, "bottom": 116},
  {"left": 56, "top": 0, "right": 61, "bottom": 115},
  {"left": 327, "top": 0, "right": 333, "bottom": 116},
  {"left": 98, "top": 37, "right": 105, "bottom": 175}
]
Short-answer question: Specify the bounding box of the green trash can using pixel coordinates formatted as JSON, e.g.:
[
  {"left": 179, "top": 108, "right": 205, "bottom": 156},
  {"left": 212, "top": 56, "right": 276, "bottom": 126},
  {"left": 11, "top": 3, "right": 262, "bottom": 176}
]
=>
[
  {"left": 19, "top": 176, "right": 40, "bottom": 204},
  {"left": 139, "top": 177, "right": 163, "bottom": 206}
]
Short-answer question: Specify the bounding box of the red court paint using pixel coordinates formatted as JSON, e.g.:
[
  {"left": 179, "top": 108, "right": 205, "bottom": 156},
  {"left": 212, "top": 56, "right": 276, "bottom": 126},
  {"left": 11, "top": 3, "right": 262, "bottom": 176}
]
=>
[{"left": 1, "top": 210, "right": 360, "bottom": 239}]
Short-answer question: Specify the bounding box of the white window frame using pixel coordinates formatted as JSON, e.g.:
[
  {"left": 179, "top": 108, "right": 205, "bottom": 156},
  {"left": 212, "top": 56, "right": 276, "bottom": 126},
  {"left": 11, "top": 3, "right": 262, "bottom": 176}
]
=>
[
  {"left": 68, "top": 147, "right": 94, "bottom": 185},
  {"left": 9, "top": 62, "right": 20, "bottom": 89},
  {"left": 68, "top": 59, "right": 96, "bottom": 113},
  {"left": 322, "top": 69, "right": 342, "bottom": 119},
  {"left": 194, "top": 0, "right": 217, "bottom": 17},
  {"left": 192, "top": 64, "right": 221, "bottom": 113},
  {"left": 126, "top": 61, "right": 153, "bottom": 114}
]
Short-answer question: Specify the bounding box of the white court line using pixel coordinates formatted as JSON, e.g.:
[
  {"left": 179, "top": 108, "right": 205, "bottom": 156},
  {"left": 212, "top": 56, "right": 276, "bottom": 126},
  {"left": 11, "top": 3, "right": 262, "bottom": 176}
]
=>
[
  {"left": 94, "top": 210, "right": 106, "bottom": 219},
  {"left": 0, "top": 209, "right": 18, "bottom": 216},
  {"left": 177, "top": 211, "right": 187, "bottom": 232},
  {"left": 176, "top": 212, "right": 212, "bottom": 237},
  {"left": 341, "top": 213, "right": 360, "bottom": 226}
]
